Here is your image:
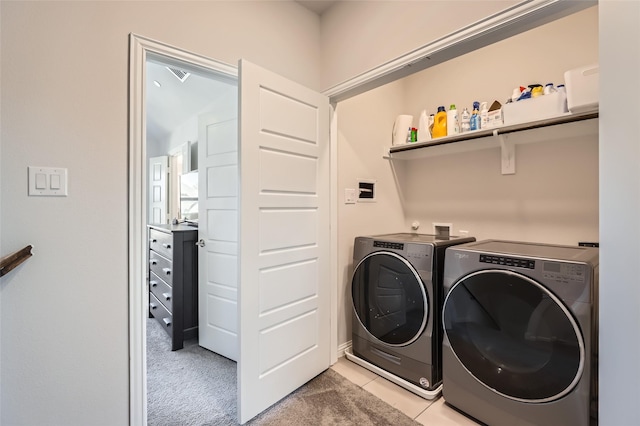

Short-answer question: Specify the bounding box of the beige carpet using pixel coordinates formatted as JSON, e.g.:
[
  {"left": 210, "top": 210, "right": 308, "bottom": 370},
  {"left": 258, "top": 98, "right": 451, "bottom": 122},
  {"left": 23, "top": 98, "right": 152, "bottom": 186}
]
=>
[{"left": 147, "top": 318, "right": 420, "bottom": 425}]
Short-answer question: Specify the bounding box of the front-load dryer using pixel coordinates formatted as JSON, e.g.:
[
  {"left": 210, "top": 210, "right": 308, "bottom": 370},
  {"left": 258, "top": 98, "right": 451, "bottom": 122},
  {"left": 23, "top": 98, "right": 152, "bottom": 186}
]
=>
[
  {"left": 442, "top": 240, "right": 599, "bottom": 426},
  {"left": 347, "top": 233, "right": 475, "bottom": 398}
]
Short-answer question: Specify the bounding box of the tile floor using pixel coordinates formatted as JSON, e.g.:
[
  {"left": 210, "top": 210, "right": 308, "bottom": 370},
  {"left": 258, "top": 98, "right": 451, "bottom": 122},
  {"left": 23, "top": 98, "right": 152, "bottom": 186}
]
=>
[{"left": 330, "top": 356, "right": 481, "bottom": 425}]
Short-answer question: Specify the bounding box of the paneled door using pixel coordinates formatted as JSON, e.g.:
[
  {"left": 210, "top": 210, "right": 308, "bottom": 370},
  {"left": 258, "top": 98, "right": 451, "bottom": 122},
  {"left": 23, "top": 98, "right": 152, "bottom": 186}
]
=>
[
  {"left": 148, "top": 155, "right": 168, "bottom": 224},
  {"left": 198, "top": 99, "right": 240, "bottom": 361},
  {"left": 237, "top": 59, "right": 331, "bottom": 424}
]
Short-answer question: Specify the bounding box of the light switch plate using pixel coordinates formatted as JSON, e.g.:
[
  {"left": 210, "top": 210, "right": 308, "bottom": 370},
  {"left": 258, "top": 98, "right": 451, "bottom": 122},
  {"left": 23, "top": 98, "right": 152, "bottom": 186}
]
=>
[
  {"left": 28, "top": 166, "right": 68, "bottom": 196},
  {"left": 344, "top": 188, "right": 357, "bottom": 204}
]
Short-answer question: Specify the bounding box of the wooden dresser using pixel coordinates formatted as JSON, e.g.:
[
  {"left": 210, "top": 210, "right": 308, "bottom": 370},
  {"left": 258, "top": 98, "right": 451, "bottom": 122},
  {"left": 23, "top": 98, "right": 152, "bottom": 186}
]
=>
[{"left": 148, "top": 224, "right": 198, "bottom": 350}]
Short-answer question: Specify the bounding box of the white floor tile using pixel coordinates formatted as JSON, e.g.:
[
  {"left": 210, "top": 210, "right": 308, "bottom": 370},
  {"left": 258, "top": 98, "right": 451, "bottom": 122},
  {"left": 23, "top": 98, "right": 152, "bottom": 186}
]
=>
[
  {"left": 362, "top": 377, "right": 433, "bottom": 419},
  {"left": 414, "top": 397, "right": 482, "bottom": 425},
  {"left": 330, "top": 356, "right": 378, "bottom": 387}
]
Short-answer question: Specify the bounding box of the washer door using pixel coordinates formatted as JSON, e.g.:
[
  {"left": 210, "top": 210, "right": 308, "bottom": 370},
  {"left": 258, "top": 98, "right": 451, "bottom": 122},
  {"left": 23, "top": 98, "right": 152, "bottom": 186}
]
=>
[
  {"left": 352, "top": 251, "right": 428, "bottom": 346},
  {"left": 443, "top": 269, "right": 585, "bottom": 403}
]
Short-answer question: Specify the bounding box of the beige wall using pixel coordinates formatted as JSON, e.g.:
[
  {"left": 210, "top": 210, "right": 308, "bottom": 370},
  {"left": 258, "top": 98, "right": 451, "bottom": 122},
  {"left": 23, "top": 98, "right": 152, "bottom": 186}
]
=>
[
  {"left": 320, "top": 0, "right": 519, "bottom": 90},
  {"left": 336, "top": 5, "right": 598, "bottom": 353},
  {"left": 0, "top": 2, "right": 319, "bottom": 424}
]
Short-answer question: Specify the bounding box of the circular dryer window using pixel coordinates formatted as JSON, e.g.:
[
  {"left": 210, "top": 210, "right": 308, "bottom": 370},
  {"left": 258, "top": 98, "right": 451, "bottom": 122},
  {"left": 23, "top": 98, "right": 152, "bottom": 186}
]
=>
[
  {"left": 443, "top": 269, "right": 585, "bottom": 403},
  {"left": 351, "top": 251, "right": 428, "bottom": 346}
]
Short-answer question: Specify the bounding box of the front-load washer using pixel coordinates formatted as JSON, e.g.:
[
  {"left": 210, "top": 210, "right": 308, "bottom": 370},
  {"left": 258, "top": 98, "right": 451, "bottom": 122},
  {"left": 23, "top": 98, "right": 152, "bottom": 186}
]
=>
[
  {"left": 347, "top": 233, "right": 475, "bottom": 398},
  {"left": 442, "top": 240, "right": 599, "bottom": 426}
]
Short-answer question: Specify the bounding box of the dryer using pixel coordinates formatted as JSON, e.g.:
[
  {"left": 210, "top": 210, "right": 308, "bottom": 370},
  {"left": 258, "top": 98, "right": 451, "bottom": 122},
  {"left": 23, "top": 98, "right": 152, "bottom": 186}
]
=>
[
  {"left": 348, "top": 233, "right": 475, "bottom": 398},
  {"left": 442, "top": 240, "right": 599, "bottom": 426}
]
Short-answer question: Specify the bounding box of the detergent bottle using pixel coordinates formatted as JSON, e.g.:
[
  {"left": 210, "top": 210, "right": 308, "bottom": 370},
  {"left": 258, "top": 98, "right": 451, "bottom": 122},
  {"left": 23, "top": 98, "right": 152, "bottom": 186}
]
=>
[
  {"left": 432, "top": 106, "right": 448, "bottom": 138},
  {"left": 447, "top": 104, "right": 459, "bottom": 136},
  {"left": 418, "top": 109, "right": 431, "bottom": 141},
  {"left": 479, "top": 102, "right": 489, "bottom": 129},
  {"left": 460, "top": 107, "right": 471, "bottom": 132}
]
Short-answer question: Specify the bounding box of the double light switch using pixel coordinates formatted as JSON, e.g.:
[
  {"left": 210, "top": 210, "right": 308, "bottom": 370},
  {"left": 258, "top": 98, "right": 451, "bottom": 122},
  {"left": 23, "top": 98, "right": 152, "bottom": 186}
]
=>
[{"left": 28, "top": 166, "right": 68, "bottom": 196}]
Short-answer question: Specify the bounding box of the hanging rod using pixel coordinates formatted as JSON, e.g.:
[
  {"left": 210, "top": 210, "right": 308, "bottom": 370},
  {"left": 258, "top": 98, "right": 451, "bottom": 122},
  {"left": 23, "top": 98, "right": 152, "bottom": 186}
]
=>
[{"left": 0, "top": 245, "right": 33, "bottom": 277}]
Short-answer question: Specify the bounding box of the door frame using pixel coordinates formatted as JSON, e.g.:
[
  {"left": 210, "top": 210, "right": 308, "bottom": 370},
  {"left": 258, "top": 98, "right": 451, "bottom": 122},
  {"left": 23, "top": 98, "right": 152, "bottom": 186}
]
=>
[
  {"left": 128, "top": 33, "right": 340, "bottom": 425},
  {"left": 128, "top": 34, "right": 238, "bottom": 425}
]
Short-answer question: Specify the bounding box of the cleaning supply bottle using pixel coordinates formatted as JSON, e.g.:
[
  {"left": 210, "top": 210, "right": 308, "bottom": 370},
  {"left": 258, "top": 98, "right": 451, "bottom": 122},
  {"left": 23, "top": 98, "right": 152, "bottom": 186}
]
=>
[
  {"left": 479, "top": 102, "right": 489, "bottom": 129},
  {"left": 432, "top": 106, "right": 447, "bottom": 138},
  {"left": 469, "top": 101, "right": 480, "bottom": 131},
  {"left": 447, "top": 104, "right": 459, "bottom": 136},
  {"left": 557, "top": 84, "right": 568, "bottom": 112},
  {"left": 460, "top": 107, "right": 471, "bottom": 132},
  {"left": 418, "top": 109, "right": 431, "bottom": 141}
]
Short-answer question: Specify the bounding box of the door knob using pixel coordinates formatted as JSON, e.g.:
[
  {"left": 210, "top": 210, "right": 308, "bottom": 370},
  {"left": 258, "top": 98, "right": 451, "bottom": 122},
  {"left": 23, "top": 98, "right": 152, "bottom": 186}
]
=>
[{"left": 195, "top": 239, "right": 205, "bottom": 247}]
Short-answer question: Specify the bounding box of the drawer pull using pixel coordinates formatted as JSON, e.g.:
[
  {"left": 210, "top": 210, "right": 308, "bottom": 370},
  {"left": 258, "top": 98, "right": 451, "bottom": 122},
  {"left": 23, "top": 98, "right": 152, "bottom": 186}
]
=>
[
  {"left": 162, "top": 292, "right": 171, "bottom": 301},
  {"left": 162, "top": 268, "right": 171, "bottom": 276},
  {"left": 150, "top": 259, "right": 158, "bottom": 265},
  {"left": 162, "top": 243, "right": 172, "bottom": 249},
  {"left": 150, "top": 302, "right": 157, "bottom": 310},
  {"left": 150, "top": 280, "right": 158, "bottom": 287},
  {"left": 150, "top": 238, "right": 157, "bottom": 243},
  {"left": 163, "top": 318, "right": 172, "bottom": 327}
]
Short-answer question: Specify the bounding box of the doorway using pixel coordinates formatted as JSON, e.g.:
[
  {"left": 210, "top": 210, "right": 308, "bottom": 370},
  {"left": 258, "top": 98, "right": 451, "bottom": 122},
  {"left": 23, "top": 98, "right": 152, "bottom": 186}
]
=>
[
  {"left": 128, "top": 34, "right": 239, "bottom": 425},
  {"left": 146, "top": 52, "right": 241, "bottom": 423},
  {"left": 130, "top": 34, "right": 334, "bottom": 425}
]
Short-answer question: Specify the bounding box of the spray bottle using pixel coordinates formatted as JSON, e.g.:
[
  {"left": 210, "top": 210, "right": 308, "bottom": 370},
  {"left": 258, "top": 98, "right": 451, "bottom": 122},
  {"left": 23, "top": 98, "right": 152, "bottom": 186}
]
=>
[{"left": 469, "top": 101, "right": 480, "bottom": 131}]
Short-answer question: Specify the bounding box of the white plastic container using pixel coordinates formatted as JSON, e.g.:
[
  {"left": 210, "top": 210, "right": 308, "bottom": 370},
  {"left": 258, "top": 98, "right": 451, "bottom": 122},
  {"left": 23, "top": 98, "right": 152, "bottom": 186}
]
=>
[
  {"left": 502, "top": 91, "right": 569, "bottom": 126},
  {"left": 564, "top": 63, "right": 599, "bottom": 113}
]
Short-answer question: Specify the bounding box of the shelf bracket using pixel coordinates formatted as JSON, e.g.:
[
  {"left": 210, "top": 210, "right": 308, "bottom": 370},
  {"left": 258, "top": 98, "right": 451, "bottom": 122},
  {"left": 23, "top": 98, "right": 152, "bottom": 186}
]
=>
[{"left": 496, "top": 130, "right": 515, "bottom": 175}]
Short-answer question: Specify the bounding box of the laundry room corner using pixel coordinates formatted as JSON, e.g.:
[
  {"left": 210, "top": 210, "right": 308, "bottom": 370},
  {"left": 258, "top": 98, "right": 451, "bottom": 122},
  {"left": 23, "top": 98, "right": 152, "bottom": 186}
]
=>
[{"left": 336, "top": 79, "right": 410, "bottom": 351}]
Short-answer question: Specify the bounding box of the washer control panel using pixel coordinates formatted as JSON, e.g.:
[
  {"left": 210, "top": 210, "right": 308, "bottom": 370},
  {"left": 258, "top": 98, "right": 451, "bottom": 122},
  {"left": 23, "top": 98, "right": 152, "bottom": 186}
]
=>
[
  {"left": 373, "top": 241, "right": 403, "bottom": 250},
  {"left": 480, "top": 254, "right": 535, "bottom": 269}
]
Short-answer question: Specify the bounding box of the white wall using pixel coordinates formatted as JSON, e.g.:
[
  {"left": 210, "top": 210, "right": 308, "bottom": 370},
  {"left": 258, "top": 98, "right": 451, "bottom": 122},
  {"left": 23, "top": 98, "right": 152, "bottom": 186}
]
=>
[
  {"left": 399, "top": 6, "right": 598, "bottom": 245},
  {"left": 0, "top": 2, "right": 320, "bottom": 424},
  {"left": 320, "top": 0, "right": 518, "bottom": 90},
  {"left": 599, "top": 1, "right": 640, "bottom": 425},
  {"left": 336, "top": 79, "right": 408, "bottom": 346}
]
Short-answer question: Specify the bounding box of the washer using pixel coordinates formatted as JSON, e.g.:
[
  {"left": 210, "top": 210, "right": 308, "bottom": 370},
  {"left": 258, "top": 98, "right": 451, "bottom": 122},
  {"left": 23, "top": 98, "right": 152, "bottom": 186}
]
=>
[
  {"left": 347, "top": 233, "right": 475, "bottom": 398},
  {"left": 442, "top": 240, "right": 599, "bottom": 426}
]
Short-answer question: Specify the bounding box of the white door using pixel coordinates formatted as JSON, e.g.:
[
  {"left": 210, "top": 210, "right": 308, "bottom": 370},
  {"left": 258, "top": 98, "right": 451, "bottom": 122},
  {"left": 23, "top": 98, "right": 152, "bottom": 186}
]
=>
[
  {"left": 237, "top": 59, "right": 331, "bottom": 424},
  {"left": 148, "top": 155, "right": 168, "bottom": 224},
  {"left": 198, "top": 101, "right": 240, "bottom": 360}
]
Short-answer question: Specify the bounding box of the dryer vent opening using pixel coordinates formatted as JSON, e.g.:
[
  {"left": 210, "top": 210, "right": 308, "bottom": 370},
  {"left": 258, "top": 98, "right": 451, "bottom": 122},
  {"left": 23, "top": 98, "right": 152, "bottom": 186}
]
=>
[
  {"left": 358, "top": 180, "right": 376, "bottom": 202},
  {"left": 433, "top": 223, "right": 452, "bottom": 238}
]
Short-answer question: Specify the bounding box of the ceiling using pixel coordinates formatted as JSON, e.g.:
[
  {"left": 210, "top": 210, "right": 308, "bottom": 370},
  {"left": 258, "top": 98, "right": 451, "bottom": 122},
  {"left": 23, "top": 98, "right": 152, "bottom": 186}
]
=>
[
  {"left": 295, "top": 0, "right": 340, "bottom": 15},
  {"left": 146, "top": 60, "right": 235, "bottom": 144}
]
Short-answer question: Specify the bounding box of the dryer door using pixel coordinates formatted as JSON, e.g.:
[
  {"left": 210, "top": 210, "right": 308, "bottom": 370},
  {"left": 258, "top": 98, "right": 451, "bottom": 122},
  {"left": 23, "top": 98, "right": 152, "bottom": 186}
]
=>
[
  {"left": 443, "top": 269, "right": 585, "bottom": 403},
  {"left": 352, "top": 251, "right": 428, "bottom": 347}
]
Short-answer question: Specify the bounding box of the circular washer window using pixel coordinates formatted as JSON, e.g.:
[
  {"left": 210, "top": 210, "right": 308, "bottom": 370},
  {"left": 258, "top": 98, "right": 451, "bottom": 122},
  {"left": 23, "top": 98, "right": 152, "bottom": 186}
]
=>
[
  {"left": 351, "top": 251, "right": 428, "bottom": 346},
  {"left": 443, "top": 269, "right": 585, "bottom": 403}
]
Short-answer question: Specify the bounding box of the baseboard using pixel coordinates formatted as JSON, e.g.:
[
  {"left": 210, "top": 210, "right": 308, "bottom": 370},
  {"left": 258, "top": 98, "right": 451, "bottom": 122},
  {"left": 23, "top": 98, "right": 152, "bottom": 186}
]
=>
[{"left": 336, "top": 340, "right": 352, "bottom": 359}]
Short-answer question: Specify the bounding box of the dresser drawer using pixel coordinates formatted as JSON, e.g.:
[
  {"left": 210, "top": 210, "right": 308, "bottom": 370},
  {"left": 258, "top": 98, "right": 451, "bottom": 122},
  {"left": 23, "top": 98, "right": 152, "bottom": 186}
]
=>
[
  {"left": 149, "top": 272, "right": 172, "bottom": 312},
  {"left": 150, "top": 293, "right": 173, "bottom": 337},
  {"left": 149, "top": 228, "right": 173, "bottom": 260},
  {"left": 149, "top": 250, "right": 173, "bottom": 286}
]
